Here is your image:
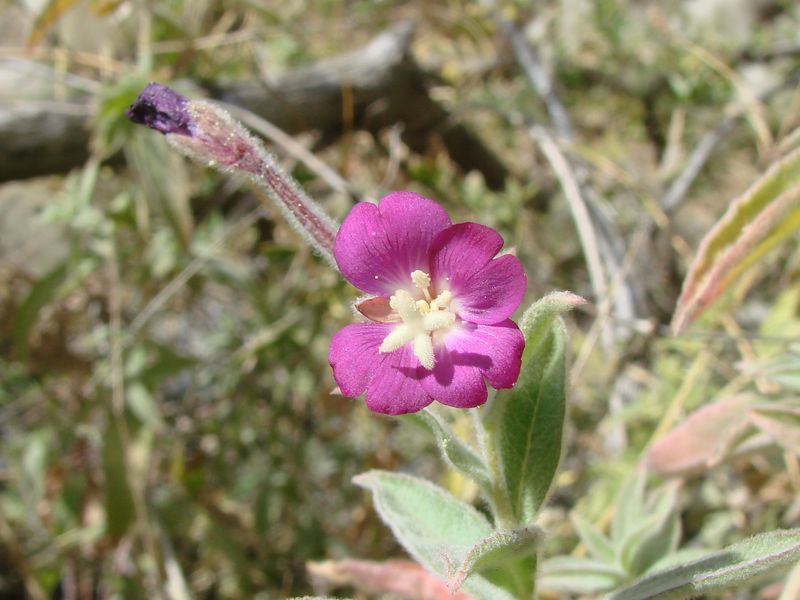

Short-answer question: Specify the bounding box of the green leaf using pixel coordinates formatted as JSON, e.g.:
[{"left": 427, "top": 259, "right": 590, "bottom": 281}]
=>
[
  {"left": 21, "top": 432, "right": 50, "bottom": 502},
  {"left": 645, "top": 548, "right": 714, "bottom": 574},
  {"left": 539, "top": 557, "right": 625, "bottom": 593},
  {"left": 606, "top": 529, "right": 800, "bottom": 600},
  {"left": 126, "top": 382, "right": 164, "bottom": 430},
  {"left": 518, "top": 291, "right": 586, "bottom": 344},
  {"left": 12, "top": 262, "right": 68, "bottom": 358},
  {"left": 448, "top": 526, "right": 543, "bottom": 591},
  {"left": 619, "top": 485, "right": 681, "bottom": 576},
  {"left": 409, "top": 410, "right": 491, "bottom": 490},
  {"left": 93, "top": 77, "right": 147, "bottom": 157},
  {"left": 673, "top": 146, "right": 800, "bottom": 332},
  {"left": 102, "top": 418, "right": 135, "bottom": 540},
  {"left": 126, "top": 129, "right": 194, "bottom": 249},
  {"left": 572, "top": 512, "right": 616, "bottom": 564},
  {"left": 353, "top": 470, "right": 515, "bottom": 600},
  {"left": 611, "top": 469, "right": 646, "bottom": 547},
  {"left": 497, "top": 292, "right": 584, "bottom": 524}
]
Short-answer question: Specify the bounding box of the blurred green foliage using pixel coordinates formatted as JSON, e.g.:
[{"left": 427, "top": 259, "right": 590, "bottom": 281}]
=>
[{"left": 2, "top": 0, "right": 800, "bottom": 598}]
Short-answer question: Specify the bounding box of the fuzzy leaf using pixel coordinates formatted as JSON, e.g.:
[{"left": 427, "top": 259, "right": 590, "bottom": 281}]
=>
[
  {"left": 353, "top": 470, "right": 515, "bottom": 600},
  {"left": 497, "top": 292, "right": 585, "bottom": 524},
  {"left": 448, "top": 526, "right": 543, "bottom": 592},
  {"left": 673, "top": 147, "right": 800, "bottom": 333},
  {"left": 539, "top": 557, "right": 625, "bottom": 594},
  {"left": 646, "top": 394, "right": 755, "bottom": 476},
  {"left": 606, "top": 529, "right": 800, "bottom": 600},
  {"left": 620, "top": 485, "right": 681, "bottom": 576},
  {"left": 517, "top": 291, "right": 586, "bottom": 345},
  {"left": 410, "top": 410, "right": 491, "bottom": 490},
  {"left": 611, "top": 469, "right": 647, "bottom": 545},
  {"left": 572, "top": 513, "right": 616, "bottom": 564}
]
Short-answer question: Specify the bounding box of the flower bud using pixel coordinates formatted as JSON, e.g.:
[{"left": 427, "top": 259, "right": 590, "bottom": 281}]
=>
[
  {"left": 126, "top": 83, "right": 195, "bottom": 136},
  {"left": 127, "top": 83, "right": 338, "bottom": 265}
]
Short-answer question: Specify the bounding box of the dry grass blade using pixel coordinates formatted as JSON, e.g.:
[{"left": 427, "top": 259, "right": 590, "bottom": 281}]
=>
[
  {"left": 26, "top": 0, "right": 82, "bottom": 48},
  {"left": 530, "top": 126, "right": 608, "bottom": 312}
]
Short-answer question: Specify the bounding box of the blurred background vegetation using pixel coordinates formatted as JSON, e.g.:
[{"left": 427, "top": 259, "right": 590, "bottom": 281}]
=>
[{"left": 2, "top": 0, "right": 800, "bottom": 598}]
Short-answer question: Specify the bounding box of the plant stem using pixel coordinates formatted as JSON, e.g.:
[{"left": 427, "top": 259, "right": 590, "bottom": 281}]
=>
[{"left": 471, "top": 406, "right": 516, "bottom": 529}]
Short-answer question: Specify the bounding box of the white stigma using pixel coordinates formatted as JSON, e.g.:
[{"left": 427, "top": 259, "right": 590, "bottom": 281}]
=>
[
  {"left": 378, "top": 271, "right": 457, "bottom": 370},
  {"left": 411, "top": 269, "right": 431, "bottom": 292}
]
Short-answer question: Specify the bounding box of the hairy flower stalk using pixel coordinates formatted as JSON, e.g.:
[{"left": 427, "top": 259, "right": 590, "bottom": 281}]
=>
[{"left": 127, "top": 83, "right": 338, "bottom": 264}]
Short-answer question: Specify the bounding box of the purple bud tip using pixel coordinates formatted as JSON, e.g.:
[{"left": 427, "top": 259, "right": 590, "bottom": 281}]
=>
[{"left": 127, "top": 83, "right": 194, "bottom": 136}]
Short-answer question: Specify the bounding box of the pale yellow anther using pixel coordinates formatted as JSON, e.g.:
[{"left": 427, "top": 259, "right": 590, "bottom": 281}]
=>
[
  {"left": 416, "top": 300, "right": 431, "bottom": 314},
  {"left": 411, "top": 270, "right": 431, "bottom": 290}
]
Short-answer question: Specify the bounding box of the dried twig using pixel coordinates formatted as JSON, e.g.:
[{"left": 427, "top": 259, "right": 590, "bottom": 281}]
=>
[{"left": 660, "top": 117, "right": 738, "bottom": 213}]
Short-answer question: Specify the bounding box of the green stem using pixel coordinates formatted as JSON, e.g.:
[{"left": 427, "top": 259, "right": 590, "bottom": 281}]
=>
[{"left": 471, "top": 406, "right": 516, "bottom": 529}]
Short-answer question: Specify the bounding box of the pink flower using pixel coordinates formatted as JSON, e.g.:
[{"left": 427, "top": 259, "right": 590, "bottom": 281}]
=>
[{"left": 329, "top": 192, "right": 526, "bottom": 415}]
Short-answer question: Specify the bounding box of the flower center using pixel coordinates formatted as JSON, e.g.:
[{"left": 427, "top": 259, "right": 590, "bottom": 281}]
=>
[{"left": 378, "top": 270, "right": 456, "bottom": 370}]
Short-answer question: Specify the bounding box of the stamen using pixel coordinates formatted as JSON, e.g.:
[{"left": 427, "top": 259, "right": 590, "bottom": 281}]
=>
[
  {"left": 413, "top": 333, "right": 435, "bottom": 370},
  {"left": 379, "top": 272, "right": 458, "bottom": 369},
  {"left": 379, "top": 324, "right": 415, "bottom": 353},
  {"left": 431, "top": 290, "right": 452, "bottom": 310},
  {"left": 389, "top": 290, "right": 419, "bottom": 322},
  {"left": 423, "top": 311, "right": 455, "bottom": 331}
]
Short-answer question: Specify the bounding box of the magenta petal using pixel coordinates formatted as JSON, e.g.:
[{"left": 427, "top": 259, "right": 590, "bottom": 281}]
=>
[
  {"left": 436, "top": 320, "right": 524, "bottom": 390},
  {"left": 365, "top": 346, "right": 433, "bottom": 415},
  {"left": 429, "top": 223, "right": 504, "bottom": 289},
  {"left": 334, "top": 192, "right": 452, "bottom": 295},
  {"left": 328, "top": 322, "right": 433, "bottom": 415},
  {"left": 329, "top": 323, "right": 389, "bottom": 397},
  {"left": 421, "top": 344, "right": 488, "bottom": 408},
  {"left": 429, "top": 224, "right": 526, "bottom": 324},
  {"left": 457, "top": 255, "right": 527, "bottom": 324}
]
